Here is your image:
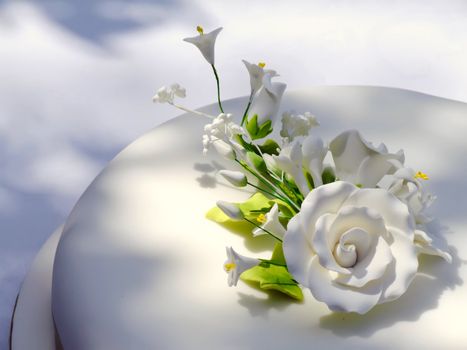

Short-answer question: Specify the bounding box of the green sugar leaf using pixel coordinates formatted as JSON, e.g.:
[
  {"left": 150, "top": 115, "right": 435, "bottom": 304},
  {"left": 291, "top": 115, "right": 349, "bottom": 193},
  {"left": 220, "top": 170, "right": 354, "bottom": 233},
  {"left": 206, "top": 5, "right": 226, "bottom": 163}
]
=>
[
  {"left": 206, "top": 192, "right": 274, "bottom": 225},
  {"left": 258, "top": 139, "right": 280, "bottom": 155},
  {"left": 247, "top": 151, "right": 268, "bottom": 174},
  {"left": 241, "top": 243, "right": 303, "bottom": 301},
  {"left": 241, "top": 263, "right": 303, "bottom": 301}
]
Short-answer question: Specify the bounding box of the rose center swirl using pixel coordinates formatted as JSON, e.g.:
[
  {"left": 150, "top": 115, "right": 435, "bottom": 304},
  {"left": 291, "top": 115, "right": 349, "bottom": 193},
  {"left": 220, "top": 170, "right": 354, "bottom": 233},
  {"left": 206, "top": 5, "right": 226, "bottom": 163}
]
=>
[{"left": 332, "top": 227, "right": 372, "bottom": 268}]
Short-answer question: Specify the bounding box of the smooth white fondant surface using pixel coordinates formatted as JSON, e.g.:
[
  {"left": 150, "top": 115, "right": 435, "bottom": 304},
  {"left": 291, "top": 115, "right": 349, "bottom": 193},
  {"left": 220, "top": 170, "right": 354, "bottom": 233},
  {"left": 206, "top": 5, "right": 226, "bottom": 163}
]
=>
[
  {"left": 11, "top": 225, "right": 63, "bottom": 350},
  {"left": 14, "top": 87, "right": 467, "bottom": 350}
]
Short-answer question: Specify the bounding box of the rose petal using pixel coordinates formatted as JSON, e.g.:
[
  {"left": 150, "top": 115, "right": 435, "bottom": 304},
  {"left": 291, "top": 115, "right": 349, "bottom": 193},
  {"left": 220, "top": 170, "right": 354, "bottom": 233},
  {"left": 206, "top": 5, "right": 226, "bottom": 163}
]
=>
[
  {"left": 283, "top": 215, "right": 314, "bottom": 285},
  {"left": 299, "top": 181, "right": 357, "bottom": 241},
  {"left": 329, "top": 206, "right": 387, "bottom": 246},
  {"left": 311, "top": 213, "right": 352, "bottom": 274},
  {"left": 379, "top": 228, "right": 418, "bottom": 303},
  {"left": 415, "top": 229, "right": 452, "bottom": 262},
  {"left": 329, "top": 130, "right": 373, "bottom": 176},
  {"left": 357, "top": 154, "right": 400, "bottom": 188},
  {"left": 335, "top": 235, "right": 394, "bottom": 288},
  {"left": 344, "top": 189, "right": 415, "bottom": 239},
  {"left": 307, "top": 256, "right": 382, "bottom": 314}
]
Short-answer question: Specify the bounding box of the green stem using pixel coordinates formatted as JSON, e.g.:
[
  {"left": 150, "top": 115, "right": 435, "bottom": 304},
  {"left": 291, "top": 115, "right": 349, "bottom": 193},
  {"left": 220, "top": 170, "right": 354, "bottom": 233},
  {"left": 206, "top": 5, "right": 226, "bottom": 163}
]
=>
[
  {"left": 240, "top": 92, "right": 253, "bottom": 126},
  {"left": 211, "top": 64, "right": 224, "bottom": 113},
  {"left": 244, "top": 218, "right": 282, "bottom": 242},
  {"left": 247, "top": 181, "right": 282, "bottom": 201},
  {"left": 259, "top": 259, "right": 287, "bottom": 267},
  {"left": 235, "top": 159, "right": 299, "bottom": 213}
]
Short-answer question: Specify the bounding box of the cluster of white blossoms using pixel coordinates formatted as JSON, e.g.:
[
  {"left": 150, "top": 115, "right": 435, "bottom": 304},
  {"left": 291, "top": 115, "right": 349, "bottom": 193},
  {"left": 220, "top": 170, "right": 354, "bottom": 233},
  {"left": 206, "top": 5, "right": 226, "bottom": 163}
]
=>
[
  {"left": 154, "top": 26, "right": 451, "bottom": 315},
  {"left": 152, "top": 83, "right": 186, "bottom": 104},
  {"left": 202, "top": 113, "right": 245, "bottom": 157}
]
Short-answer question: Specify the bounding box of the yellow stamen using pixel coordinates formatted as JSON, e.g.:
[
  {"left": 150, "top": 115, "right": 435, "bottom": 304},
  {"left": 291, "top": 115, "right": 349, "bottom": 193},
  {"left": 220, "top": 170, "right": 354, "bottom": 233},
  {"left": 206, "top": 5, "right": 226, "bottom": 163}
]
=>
[
  {"left": 224, "top": 262, "right": 236, "bottom": 271},
  {"left": 197, "top": 25, "right": 204, "bottom": 35},
  {"left": 258, "top": 62, "right": 266, "bottom": 68},
  {"left": 414, "top": 171, "right": 429, "bottom": 180},
  {"left": 257, "top": 213, "right": 267, "bottom": 224}
]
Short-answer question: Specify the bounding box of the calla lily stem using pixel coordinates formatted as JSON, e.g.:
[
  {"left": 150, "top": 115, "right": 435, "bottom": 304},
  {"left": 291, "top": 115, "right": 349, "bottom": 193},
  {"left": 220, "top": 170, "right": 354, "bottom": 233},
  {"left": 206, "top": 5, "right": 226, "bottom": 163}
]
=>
[
  {"left": 211, "top": 64, "right": 224, "bottom": 113},
  {"left": 240, "top": 91, "right": 254, "bottom": 126}
]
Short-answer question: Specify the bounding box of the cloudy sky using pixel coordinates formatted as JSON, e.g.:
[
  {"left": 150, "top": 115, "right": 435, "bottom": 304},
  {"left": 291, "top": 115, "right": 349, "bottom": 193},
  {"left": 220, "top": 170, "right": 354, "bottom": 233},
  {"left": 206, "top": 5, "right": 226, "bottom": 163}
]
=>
[{"left": 1, "top": 0, "right": 467, "bottom": 345}]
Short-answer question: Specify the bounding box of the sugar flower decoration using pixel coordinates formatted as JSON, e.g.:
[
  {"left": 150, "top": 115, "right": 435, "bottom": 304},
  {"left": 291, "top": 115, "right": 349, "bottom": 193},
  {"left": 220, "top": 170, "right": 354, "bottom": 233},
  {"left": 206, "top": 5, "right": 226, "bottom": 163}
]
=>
[
  {"left": 154, "top": 26, "right": 452, "bottom": 314},
  {"left": 253, "top": 204, "right": 286, "bottom": 239},
  {"left": 152, "top": 83, "right": 186, "bottom": 104},
  {"left": 330, "top": 130, "right": 404, "bottom": 187},
  {"left": 224, "top": 247, "right": 259, "bottom": 286},
  {"left": 242, "top": 60, "right": 278, "bottom": 97},
  {"left": 248, "top": 73, "right": 287, "bottom": 126},
  {"left": 280, "top": 111, "right": 319, "bottom": 142},
  {"left": 183, "top": 26, "right": 223, "bottom": 65}
]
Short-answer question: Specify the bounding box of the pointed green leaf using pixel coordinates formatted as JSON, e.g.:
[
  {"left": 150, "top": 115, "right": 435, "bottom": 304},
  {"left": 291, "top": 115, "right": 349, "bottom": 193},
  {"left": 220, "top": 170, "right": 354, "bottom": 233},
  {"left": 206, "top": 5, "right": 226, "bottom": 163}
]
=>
[
  {"left": 258, "top": 139, "right": 280, "bottom": 155},
  {"left": 247, "top": 151, "right": 268, "bottom": 174},
  {"left": 254, "top": 120, "right": 273, "bottom": 140},
  {"left": 245, "top": 114, "right": 259, "bottom": 138},
  {"left": 241, "top": 263, "right": 303, "bottom": 301},
  {"left": 270, "top": 242, "right": 286, "bottom": 265},
  {"left": 205, "top": 206, "right": 231, "bottom": 223},
  {"left": 322, "top": 166, "right": 336, "bottom": 184}
]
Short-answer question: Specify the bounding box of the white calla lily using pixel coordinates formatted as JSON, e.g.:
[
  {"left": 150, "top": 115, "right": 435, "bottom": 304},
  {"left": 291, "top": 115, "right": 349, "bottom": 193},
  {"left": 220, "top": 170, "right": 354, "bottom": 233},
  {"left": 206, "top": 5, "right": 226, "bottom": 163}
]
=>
[
  {"left": 242, "top": 60, "right": 277, "bottom": 96},
  {"left": 253, "top": 204, "right": 286, "bottom": 239},
  {"left": 248, "top": 73, "right": 287, "bottom": 126},
  {"left": 330, "top": 130, "right": 404, "bottom": 187},
  {"left": 183, "top": 27, "right": 222, "bottom": 65},
  {"left": 224, "top": 247, "right": 259, "bottom": 286}
]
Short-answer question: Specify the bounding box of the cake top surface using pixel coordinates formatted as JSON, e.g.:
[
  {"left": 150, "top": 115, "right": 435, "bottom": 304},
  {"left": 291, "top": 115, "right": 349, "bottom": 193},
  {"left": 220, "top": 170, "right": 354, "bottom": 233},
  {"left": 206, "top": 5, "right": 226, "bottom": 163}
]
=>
[{"left": 50, "top": 87, "right": 467, "bottom": 350}]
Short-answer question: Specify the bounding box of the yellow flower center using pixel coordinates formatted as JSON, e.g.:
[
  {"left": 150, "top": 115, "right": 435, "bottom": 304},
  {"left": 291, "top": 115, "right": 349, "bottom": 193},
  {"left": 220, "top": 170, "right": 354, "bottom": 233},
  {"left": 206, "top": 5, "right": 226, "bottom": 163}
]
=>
[
  {"left": 414, "top": 171, "right": 429, "bottom": 180},
  {"left": 257, "top": 213, "right": 267, "bottom": 224},
  {"left": 224, "top": 262, "right": 236, "bottom": 271},
  {"left": 197, "top": 26, "right": 204, "bottom": 35},
  {"left": 258, "top": 62, "right": 266, "bottom": 68}
]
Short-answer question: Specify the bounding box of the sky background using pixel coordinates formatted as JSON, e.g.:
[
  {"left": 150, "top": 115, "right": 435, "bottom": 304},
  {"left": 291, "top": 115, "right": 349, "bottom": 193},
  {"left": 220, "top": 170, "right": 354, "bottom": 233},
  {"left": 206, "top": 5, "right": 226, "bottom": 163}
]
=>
[{"left": 1, "top": 0, "right": 467, "bottom": 346}]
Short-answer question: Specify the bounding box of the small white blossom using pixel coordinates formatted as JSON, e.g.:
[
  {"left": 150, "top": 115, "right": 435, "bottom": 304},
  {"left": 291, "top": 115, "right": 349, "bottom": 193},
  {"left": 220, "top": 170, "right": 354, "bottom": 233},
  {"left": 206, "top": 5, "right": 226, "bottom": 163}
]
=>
[
  {"left": 218, "top": 170, "right": 247, "bottom": 187},
  {"left": 379, "top": 168, "right": 451, "bottom": 262},
  {"left": 280, "top": 111, "right": 319, "bottom": 142},
  {"left": 224, "top": 247, "right": 259, "bottom": 286},
  {"left": 183, "top": 26, "right": 222, "bottom": 65},
  {"left": 152, "top": 83, "right": 186, "bottom": 104},
  {"left": 253, "top": 204, "right": 286, "bottom": 239}
]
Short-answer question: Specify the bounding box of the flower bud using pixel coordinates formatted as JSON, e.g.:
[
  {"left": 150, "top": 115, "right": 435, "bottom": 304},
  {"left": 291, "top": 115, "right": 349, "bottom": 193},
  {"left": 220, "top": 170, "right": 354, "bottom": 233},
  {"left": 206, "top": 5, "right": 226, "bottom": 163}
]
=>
[
  {"left": 216, "top": 201, "right": 244, "bottom": 220},
  {"left": 218, "top": 170, "right": 248, "bottom": 187}
]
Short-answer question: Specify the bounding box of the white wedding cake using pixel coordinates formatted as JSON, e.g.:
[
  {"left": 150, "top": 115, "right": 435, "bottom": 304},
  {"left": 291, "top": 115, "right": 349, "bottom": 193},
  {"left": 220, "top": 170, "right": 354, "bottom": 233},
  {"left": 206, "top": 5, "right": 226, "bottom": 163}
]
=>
[
  {"left": 10, "top": 87, "right": 467, "bottom": 350},
  {"left": 9, "top": 26, "right": 467, "bottom": 350}
]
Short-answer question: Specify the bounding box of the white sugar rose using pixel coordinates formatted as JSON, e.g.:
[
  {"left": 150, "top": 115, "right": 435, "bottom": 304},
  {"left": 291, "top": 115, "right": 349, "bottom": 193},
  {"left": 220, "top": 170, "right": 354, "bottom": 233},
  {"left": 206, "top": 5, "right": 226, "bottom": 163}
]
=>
[{"left": 283, "top": 181, "right": 418, "bottom": 314}]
